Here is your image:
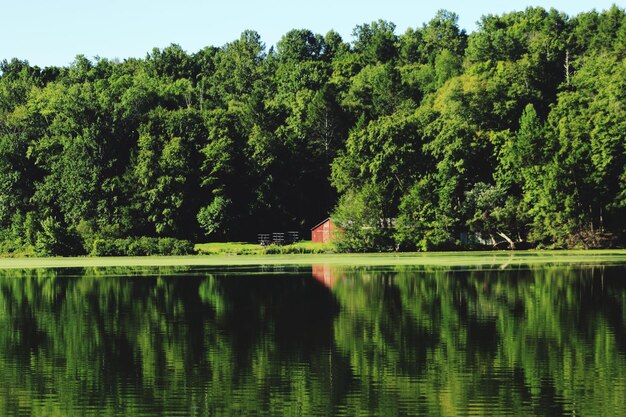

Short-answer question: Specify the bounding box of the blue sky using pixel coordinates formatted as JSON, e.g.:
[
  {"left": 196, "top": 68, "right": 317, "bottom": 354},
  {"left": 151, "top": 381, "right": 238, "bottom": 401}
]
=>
[{"left": 1, "top": 0, "right": 621, "bottom": 67}]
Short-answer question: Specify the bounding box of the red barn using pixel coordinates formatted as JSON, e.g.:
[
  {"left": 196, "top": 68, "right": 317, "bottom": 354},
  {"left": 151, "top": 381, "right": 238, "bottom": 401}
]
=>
[{"left": 311, "top": 218, "right": 338, "bottom": 243}]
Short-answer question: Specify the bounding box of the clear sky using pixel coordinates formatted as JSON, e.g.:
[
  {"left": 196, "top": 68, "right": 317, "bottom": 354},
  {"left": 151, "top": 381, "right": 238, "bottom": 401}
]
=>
[{"left": 1, "top": 0, "right": 621, "bottom": 67}]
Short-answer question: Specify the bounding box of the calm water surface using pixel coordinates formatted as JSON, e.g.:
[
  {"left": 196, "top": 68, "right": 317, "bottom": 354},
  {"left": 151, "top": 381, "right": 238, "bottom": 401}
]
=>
[{"left": 0, "top": 264, "right": 625, "bottom": 416}]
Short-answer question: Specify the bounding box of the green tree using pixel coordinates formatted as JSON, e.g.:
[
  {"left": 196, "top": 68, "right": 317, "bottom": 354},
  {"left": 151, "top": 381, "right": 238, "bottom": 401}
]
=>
[{"left": 352, "top": 20, "right": 398, "bottom": 64}]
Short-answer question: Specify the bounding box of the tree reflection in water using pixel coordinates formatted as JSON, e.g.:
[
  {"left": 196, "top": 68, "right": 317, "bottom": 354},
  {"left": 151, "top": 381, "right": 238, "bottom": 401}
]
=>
[{"left": 0, "top": 264, "right": 624, "bottom": 416}]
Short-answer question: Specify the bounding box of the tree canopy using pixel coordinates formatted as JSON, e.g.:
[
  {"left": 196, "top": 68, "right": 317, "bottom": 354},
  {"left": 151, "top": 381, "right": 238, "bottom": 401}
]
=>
[{"left": 1, "top": 6, "right": 625, "bottom": 254}]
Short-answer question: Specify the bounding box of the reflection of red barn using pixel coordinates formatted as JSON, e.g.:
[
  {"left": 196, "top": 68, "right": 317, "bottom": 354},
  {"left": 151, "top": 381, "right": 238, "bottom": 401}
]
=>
[
  {"left": 311, "top": 218, "right": 339, "bottom": 243},
  {"left": 311, "top": 264, "right": 340, "bottom": 288}
]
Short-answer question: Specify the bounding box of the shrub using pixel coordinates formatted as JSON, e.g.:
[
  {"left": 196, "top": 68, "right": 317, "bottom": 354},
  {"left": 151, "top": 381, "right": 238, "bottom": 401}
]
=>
[
  {"left": 332, "top": 186, "right": 397, "bottom": 253},
  {"left": 91, "top": 237, "right": 195, "bottom": 256},
  {"left": 35, "top": 217, "right": 84, "bottom": 256}
]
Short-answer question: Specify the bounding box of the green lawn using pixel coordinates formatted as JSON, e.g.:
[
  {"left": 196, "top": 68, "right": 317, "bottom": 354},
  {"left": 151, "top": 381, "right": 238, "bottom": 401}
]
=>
[
  {"left": 195, "top": 240, "right": 335, "bottom": 255},
  {"left": 1, "top": 250, "right": 626, "bottom": 270},
  {"left": 195, "top": 242, "right": 263, "bottom": 255}
]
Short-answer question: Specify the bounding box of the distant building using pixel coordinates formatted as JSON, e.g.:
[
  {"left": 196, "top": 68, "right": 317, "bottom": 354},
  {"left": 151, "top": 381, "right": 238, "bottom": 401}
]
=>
[{"left": 311, "top": 218, "right": 339, "bottom": 243}]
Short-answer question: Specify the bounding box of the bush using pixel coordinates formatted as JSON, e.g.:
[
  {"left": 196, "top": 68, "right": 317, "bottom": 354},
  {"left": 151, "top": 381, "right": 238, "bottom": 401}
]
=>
[
  {"left": 332, "top": 185, "right": 397, "bottom": 253},
  {"left": 91, "top": 237, "right": 195, "bottom": 256},
  {"left": 0, "top": 239, "right": 34, "bottom": 257},
  {"left": 35, "top": 217, "right": 84, "bottom": 256},
  {"left": 333, "top": 228, "right": 396, "bottom": 253}
]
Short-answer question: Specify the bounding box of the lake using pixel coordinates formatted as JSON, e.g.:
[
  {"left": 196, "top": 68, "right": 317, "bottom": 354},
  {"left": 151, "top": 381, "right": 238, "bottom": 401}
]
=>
[{"left": 0, "top": 263, "right": 624, "bottom": 416}]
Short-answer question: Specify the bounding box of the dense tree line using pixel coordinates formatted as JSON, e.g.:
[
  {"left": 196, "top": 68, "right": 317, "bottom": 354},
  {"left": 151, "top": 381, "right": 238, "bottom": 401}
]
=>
[{"left": 1, "top": 6, "right": 625, "bottom": 254}]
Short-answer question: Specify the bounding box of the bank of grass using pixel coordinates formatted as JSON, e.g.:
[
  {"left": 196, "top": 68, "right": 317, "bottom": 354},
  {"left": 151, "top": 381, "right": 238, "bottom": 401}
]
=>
[
  {"left": 195, "top": 240, "right": 335, "bottom": 255},
  {"left": 1, "top": 249, "right": 626, "bottom": 270},
  {"left": 195, "top": 242, "right": 261, "bottom": 255}
]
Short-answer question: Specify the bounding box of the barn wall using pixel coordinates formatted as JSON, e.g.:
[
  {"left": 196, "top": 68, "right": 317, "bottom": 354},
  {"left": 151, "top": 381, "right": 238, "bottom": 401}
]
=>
[{"left": 311, "top": 219, "right": 338, "bottom": 243}]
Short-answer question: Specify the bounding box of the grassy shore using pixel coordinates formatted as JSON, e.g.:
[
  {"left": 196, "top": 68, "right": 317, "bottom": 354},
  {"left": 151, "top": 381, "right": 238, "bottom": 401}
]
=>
[
  {"left": 0, "top": 250, "right": 626, "bottom": 270},
  {"left": 195, "top": 241, "right": 334, "bottom": 255}
]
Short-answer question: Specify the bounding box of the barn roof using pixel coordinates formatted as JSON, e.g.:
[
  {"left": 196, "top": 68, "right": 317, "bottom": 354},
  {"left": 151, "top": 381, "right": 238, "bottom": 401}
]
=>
[{"left": 310, "top": 218, "right": 331, "bottom": 231}]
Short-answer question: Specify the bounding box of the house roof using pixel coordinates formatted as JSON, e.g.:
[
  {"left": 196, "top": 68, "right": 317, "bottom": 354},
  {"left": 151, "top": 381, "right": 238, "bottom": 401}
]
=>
[{"left": 310, "top": 218, "right": 331, "bottom": 231}]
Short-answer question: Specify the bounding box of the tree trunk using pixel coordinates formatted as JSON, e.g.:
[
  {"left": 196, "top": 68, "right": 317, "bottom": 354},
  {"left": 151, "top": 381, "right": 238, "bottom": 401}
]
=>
[{"left": 496, "top": 231, "right": 516, "bottom": 250}]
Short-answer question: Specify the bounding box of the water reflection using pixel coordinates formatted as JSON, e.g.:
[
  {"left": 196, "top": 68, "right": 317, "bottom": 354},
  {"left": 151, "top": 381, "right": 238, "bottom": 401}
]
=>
[
  {"left": 311, "top": 264, "right": 344, "bottom": 288},
  {"left": 0, "top": 265, "right": 624, "bottom": 416}
]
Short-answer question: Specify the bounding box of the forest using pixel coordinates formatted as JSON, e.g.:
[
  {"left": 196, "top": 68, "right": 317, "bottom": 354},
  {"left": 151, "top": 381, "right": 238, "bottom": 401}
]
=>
[{"left": 0, "top": 6, "right": 625, "bottom": 255}]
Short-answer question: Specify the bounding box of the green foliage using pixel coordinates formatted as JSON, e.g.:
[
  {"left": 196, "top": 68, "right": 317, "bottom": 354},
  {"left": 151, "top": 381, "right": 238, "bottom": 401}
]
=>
[
  {"left": 197, "top": 196, "right": 231, "bottom": 238},
  {"left": 463, "top": 182, "right": 522, "bottom": 248},
  {"left": 91, "top": 237, "right": 194, "bottom": 256},
  {"left": 332, "top": 185, "right": 395, "bottom": 252},
  {"left": 34, "top": 216, "right": 82, "bottom": 256},
  {"left": 0, "top": 6, "right": 625, "bottom": 254},
  {"left": 276, "top": 29, "right": 325, "bottom": 62},
  {"left": 396, "top": 176, "right": 457, "bottom": 251},
  {"left": 352, "top": 20, "right": 398, "bottom": 63}
]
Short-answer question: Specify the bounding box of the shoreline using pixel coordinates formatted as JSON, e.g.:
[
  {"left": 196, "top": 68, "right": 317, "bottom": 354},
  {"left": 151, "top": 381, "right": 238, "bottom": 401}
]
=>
[{"left": 1, "top": 250, "right": 626, "bottom": 270}]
